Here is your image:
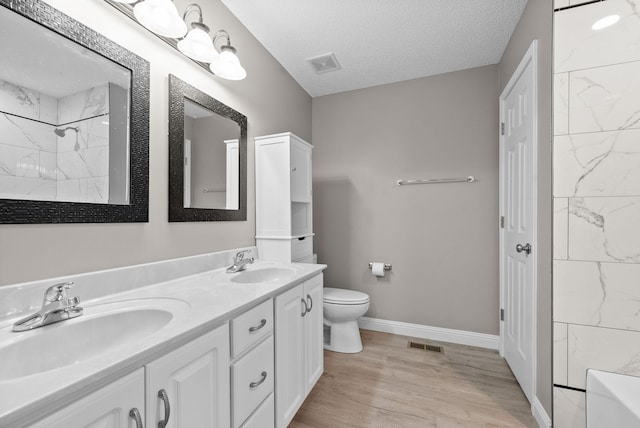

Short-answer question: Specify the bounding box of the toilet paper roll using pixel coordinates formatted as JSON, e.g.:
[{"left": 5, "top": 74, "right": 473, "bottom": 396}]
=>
[{"left": 371, "top": 262, "right": 386, "bottom": 277}]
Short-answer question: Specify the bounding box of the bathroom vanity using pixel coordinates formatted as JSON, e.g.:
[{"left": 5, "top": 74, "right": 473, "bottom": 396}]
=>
[{"left": 0, "top": 248, "right": 325, "bottom": 428}]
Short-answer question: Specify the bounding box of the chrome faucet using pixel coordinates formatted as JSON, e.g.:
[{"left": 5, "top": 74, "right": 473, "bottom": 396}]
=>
[
  {"left": 12, "top": 282, "right": 83, "bottom": 332},
  {"left": 226, "top": 250, "right": 254, "bottom": 273}
]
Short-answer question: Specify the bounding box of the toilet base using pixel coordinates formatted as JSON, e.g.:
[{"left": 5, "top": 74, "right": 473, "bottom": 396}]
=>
[{"left": 323, "top": 319, "right": 363, "bottom": 353}]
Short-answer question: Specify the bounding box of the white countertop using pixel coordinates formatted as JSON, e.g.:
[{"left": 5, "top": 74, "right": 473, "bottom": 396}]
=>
[{"left": 0, "top": 259, "right": 326, "bottom": 427}]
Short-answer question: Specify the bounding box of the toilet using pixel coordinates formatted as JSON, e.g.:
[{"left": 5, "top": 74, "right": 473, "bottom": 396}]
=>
[{"left": 323, "top": 287, "right": 370, "bottom": 353}]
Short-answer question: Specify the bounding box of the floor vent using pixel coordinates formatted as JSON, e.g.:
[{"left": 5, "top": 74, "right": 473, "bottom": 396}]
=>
[{"left": 408, "top": 341, "right": 444, "bottom": 353}]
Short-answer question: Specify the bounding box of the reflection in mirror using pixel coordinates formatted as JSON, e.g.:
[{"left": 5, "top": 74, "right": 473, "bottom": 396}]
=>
[
  {"left": 183, "top": 99, "right": 240, "bottom": 210},
  {"left": 0, "top": 0, "right": 149, "bottom": 224},
  {"left": 0, "top": 4, "right": 130, "bottom": 205},
  {"left": 169, "top": 74, "right": 246, "bottom": 222}
]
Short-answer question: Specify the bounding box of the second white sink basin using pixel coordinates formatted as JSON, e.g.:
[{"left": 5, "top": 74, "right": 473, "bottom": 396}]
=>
[
  {"left": 0, "top": 298, "right": 188, "bottom": 381},
  {"left": 231, "top": 267, "right": 297, "bottom": 284}
]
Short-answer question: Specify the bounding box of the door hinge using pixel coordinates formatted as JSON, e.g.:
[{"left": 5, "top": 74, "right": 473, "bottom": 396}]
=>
[
  {"left": 501, "top": 122, "right": 505, "bottom": 136},
  {"left": 500, "top": 308, "right": 504, "bottom": 321},
  {"left": 500, "top": 216, "right": 504, "bottom": 228}
]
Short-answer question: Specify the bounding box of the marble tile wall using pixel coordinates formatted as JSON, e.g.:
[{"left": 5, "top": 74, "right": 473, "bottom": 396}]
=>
[
  {"left": 553, "top": 0, "right": 640, "bottom": 426},
  {"left": 0, "top": 80, "right": 110, "bottom": 203}
]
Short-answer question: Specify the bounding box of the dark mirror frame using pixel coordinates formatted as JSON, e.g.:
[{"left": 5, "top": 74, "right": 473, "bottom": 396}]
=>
[
  {"left": 168, "top": 75, "right": 247, "bottom": 222},
  {"left": 0, "top": 0, "right": 149, "bottom": 224}
]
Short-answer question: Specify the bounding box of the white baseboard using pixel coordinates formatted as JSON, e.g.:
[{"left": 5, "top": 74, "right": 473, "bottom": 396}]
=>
[
  {"left": 357, "top": 316, "right": 500, "bottom": 350},
  {"left": 532, "top": 396, "right": 552, "bottom": 428}
]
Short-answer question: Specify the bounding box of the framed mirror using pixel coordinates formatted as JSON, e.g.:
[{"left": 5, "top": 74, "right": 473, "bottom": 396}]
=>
[
  {"left": 168, "top": 75, "right": 247, "bottom": 222},
  {"left": 0, "top": 0, "right": 149, "bottom": 224}
]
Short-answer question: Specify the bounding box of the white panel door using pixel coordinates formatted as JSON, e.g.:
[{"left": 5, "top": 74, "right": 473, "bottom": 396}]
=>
[
  {"left": 146, "top": 325, "right": 230, "bottom": 428},
  {"left": 500, "top": 43, "right": 536, "bottom": 404},
  {"left": 275, "top": 284, "right": 305, "bottom": 428},
  {"left": 31, "top": 368, "right": 145, "bottom": 428},
  {"left": 303, "top": 275, "right": 324, "bottom": 394}
]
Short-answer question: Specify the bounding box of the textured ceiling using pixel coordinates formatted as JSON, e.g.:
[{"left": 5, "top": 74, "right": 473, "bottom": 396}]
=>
[{"left": 220, "top": 0, "right": 528, "bottom": 97}]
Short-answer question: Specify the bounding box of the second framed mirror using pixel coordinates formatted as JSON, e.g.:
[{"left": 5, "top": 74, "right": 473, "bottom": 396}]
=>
[{"left": 168, "top": 75, "right": 247, "bottom": 222}]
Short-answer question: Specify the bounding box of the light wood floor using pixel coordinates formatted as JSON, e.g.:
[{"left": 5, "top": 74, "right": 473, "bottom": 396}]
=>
[{"left": 290, "top": 330, "right": 538, "bottom": 428}]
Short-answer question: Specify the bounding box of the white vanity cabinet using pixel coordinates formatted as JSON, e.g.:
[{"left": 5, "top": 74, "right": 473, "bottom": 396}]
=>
[
  {"left": 274, "top": 273, "right": 324, "bottom": 428},
  {"left": 146, "top": 324, "right": 230, "bottom": 428},
  {"left": 255, "top": 132, "right": 314, "bottom": 263},
  {"left": 31, "top": 368, "right": 145, "bottom": 428}
]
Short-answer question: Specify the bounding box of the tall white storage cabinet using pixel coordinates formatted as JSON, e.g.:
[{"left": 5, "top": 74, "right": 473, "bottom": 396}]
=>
[{"left": 255, "top": 133, "right": 313, "bottom": 263}]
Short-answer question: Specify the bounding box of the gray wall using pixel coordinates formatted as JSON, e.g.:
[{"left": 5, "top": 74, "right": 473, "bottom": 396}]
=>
[
  {"left": 498, "top": 0, "right": 554, "bottom": 416},
  {"left": 0, "top": 0, "right": 311, "bottom": 286},
  {"left": 312, "top": 65, "right": 500, "bottom": 335}
]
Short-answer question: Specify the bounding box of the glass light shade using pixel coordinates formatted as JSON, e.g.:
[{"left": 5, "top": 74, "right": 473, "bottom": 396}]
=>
[
  {"left": 133, "top": 0, "right": 187, "bottom": 38},
  {"left": 112, "top": 0, "right": 137, "bottom": 3},
  {"left": 592, "top": 14, "right": 620, "bottom": 30},
  {"left": 210, "top": 50, "right": 247, "bottom": 80},
  {"left": 177, "top": 27, "right": 218, "bottom": 63}
]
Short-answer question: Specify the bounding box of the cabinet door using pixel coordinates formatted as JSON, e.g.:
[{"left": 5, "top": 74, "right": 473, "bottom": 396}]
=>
[
  {"left": 290, "top": 142, "right": 311, "bottom": 203},
  {"left": 274, "top": 284, "right": 305, "bottom": 428},
  {"left": 31, "top": 368, "right": 145, "bottom": 428},
  {"left": 304, "top": 274, "right": 324, "bottom": 394},
  {"left": 146, "top": 324, "right": 230, "bottom": 428}
]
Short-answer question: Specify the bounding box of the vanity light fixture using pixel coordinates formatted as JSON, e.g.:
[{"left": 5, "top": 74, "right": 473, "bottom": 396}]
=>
[
  {"left": 210, "top": 30, "right": 247, "bottom": 81},
  {"left": 592, "top": 14, "right": 620, "bottom": 30},
  {"left": 108, "top": 0, "right": 246, "bottom": 80},
  {"left": 177, "top": 4, "right": 217, "bottom": 63},
  {"left": 133, "top": 0, "right": 187, "bottom": 38}
]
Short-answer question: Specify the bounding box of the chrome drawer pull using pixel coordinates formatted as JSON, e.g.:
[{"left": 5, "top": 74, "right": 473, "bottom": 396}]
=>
[
  {"left": 249, "top": 318, "right": 267, "bottom": 332},
  {"left": 301, "top": 298, "right": 308, "bottom": 317},
  {"left": 129, "top": 408, "right": 143, "bottom": 428},
  {"left": 158, "top": 389, "right": 171, "bottom": 428},
  {"left": 250, "top": 371, "right": 268, "bottom": 389},
  {"left": 306, "top": 295, "right": 313, "bottom": 312}
]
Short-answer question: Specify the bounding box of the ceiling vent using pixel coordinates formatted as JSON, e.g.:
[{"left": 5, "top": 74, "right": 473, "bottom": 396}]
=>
[{"left": 306, "top": 52, "right": 341, "bottom": 74}]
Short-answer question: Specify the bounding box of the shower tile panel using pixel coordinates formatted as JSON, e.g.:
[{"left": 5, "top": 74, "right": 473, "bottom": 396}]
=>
[
  {"left": 554, "top": 73, "right": 569, "bottom": 136},
  {"left": 39, "top": 152, "right": 57, "bottom": 181},
  {"left": 554, "top": 198, "right": 569, "bottom": 260},
  {"left": 0, "top": 113, "right": 56, "bottom": 152},
  {"left": 555, "top": 0, "right": 640, "bottom": 73},
  {"left": 0, "top": 144, "right": 17, "bottom": 176},
  {"left": 553, "top": 130, "right": 640, "bottom": 197},
  {"left": 555, "top": 0, "right": 569, "bottom": 9},
  {"left": 568, "top": 196, "right": 640, "bottom": 263},
  {"left": 553, "top": 387, "right": 585, "bottom": 428},
  {"left": 569, "top": 61, "right": 640, "bottom": 134},
  {"left": 57, "top": 117, "right": 109, "bottom": 153},
  {"left": 554, "top": 260, "right": 640, "bottom": 330},
  {"left": 0, "top": 79, "right": 57, "bottom": 124},
  {"left": 554, "top": 322, "right": 569, "bottom": 385},
  {"left": 56, "top": 177, "right": 108, "bottom": 204},
  {"left": 57, "top": 84, "right": 108, "bottom": 125},
  {"left": 15, "top": 147, "right": 42, "bottom": 179},
  {"left": 57, "top": 146, "right": 109, "bottom": 180},
  {"left": 567, "top": 324, "right": 640, "bottom": 389}
]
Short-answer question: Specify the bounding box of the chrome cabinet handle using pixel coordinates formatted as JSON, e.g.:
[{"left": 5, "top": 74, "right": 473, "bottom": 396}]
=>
[
  {"left": 306, "top": 295, "right": 313, "bottom": 312},
  {"left": 129, "top": 408, "right": 143, "bottom": 428},
  {"left": 301, "top": 298, "right": 308, "bottom": 317},
  {"left": 516, "top": 243, "right": 532, "bottom": 255},
  {"left": 249, "top": 371, "right": 268, "bottom": 389},
  {"left": 158, "top": 389, "right": 171, "bottom": 428},
  {"left": 249, "top": 318, "right": 267, "bottom": 332}
]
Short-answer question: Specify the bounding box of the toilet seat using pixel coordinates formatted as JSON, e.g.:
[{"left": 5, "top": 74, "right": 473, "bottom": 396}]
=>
[{"left": 323, "top": 287, "right": 369, "bottom": 305}]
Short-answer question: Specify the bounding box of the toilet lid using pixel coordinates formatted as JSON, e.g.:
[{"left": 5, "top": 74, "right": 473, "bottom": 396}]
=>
[{"left": 323, "top": 287, "right": 370, "bottom": 304}]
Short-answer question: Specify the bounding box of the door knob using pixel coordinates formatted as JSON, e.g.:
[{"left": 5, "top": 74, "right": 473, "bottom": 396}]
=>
[{"left": 516, "top": 243, "right": 532, "bottom": 255}]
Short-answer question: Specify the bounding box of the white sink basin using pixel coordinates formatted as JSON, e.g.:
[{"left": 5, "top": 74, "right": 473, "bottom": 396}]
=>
[
  {"left": 587, "top": 369, "right": 640, "bottom": 428},
  {"left": 0, "top": 299, "right": 188, "bottom": 381},
  {"left": 231, "top": 267, "right": 297, "bottom": 284}
]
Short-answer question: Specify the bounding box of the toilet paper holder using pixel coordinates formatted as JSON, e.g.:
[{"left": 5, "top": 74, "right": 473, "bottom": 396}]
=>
[{"left": 368, "top": 263, "right": 392, "bottom": 271}]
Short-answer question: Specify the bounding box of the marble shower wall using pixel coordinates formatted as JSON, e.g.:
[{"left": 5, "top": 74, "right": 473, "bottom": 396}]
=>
[
  {"left": 0, "top": 80, "right": 109, "bottom": 203},
  {"left": 553, "top": 1, "right": 640, "bottom": 427}
]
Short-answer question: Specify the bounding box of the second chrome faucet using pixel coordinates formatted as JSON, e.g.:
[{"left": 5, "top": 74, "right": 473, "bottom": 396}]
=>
[{"left": 226, "top": 250, "right": 254, "bottom": 273}]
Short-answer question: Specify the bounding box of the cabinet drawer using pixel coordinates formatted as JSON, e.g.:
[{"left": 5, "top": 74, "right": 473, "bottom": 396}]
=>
[
  {"left": 291, "top": 236, "right": 313, "bottom": 261},
  {"left": 232, "top": 336, "right": 274, "bottom": 428},
  {"left": 241, "top": 393, "right": 274, "bottom": 428},
  {"left": 231, "top": 299, "right": 273, "bottom": 358}
]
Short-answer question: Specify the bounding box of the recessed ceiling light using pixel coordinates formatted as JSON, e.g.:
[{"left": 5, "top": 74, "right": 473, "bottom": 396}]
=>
[{"left": 592, "top": 14, "right": 620, "bottom": 30}]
